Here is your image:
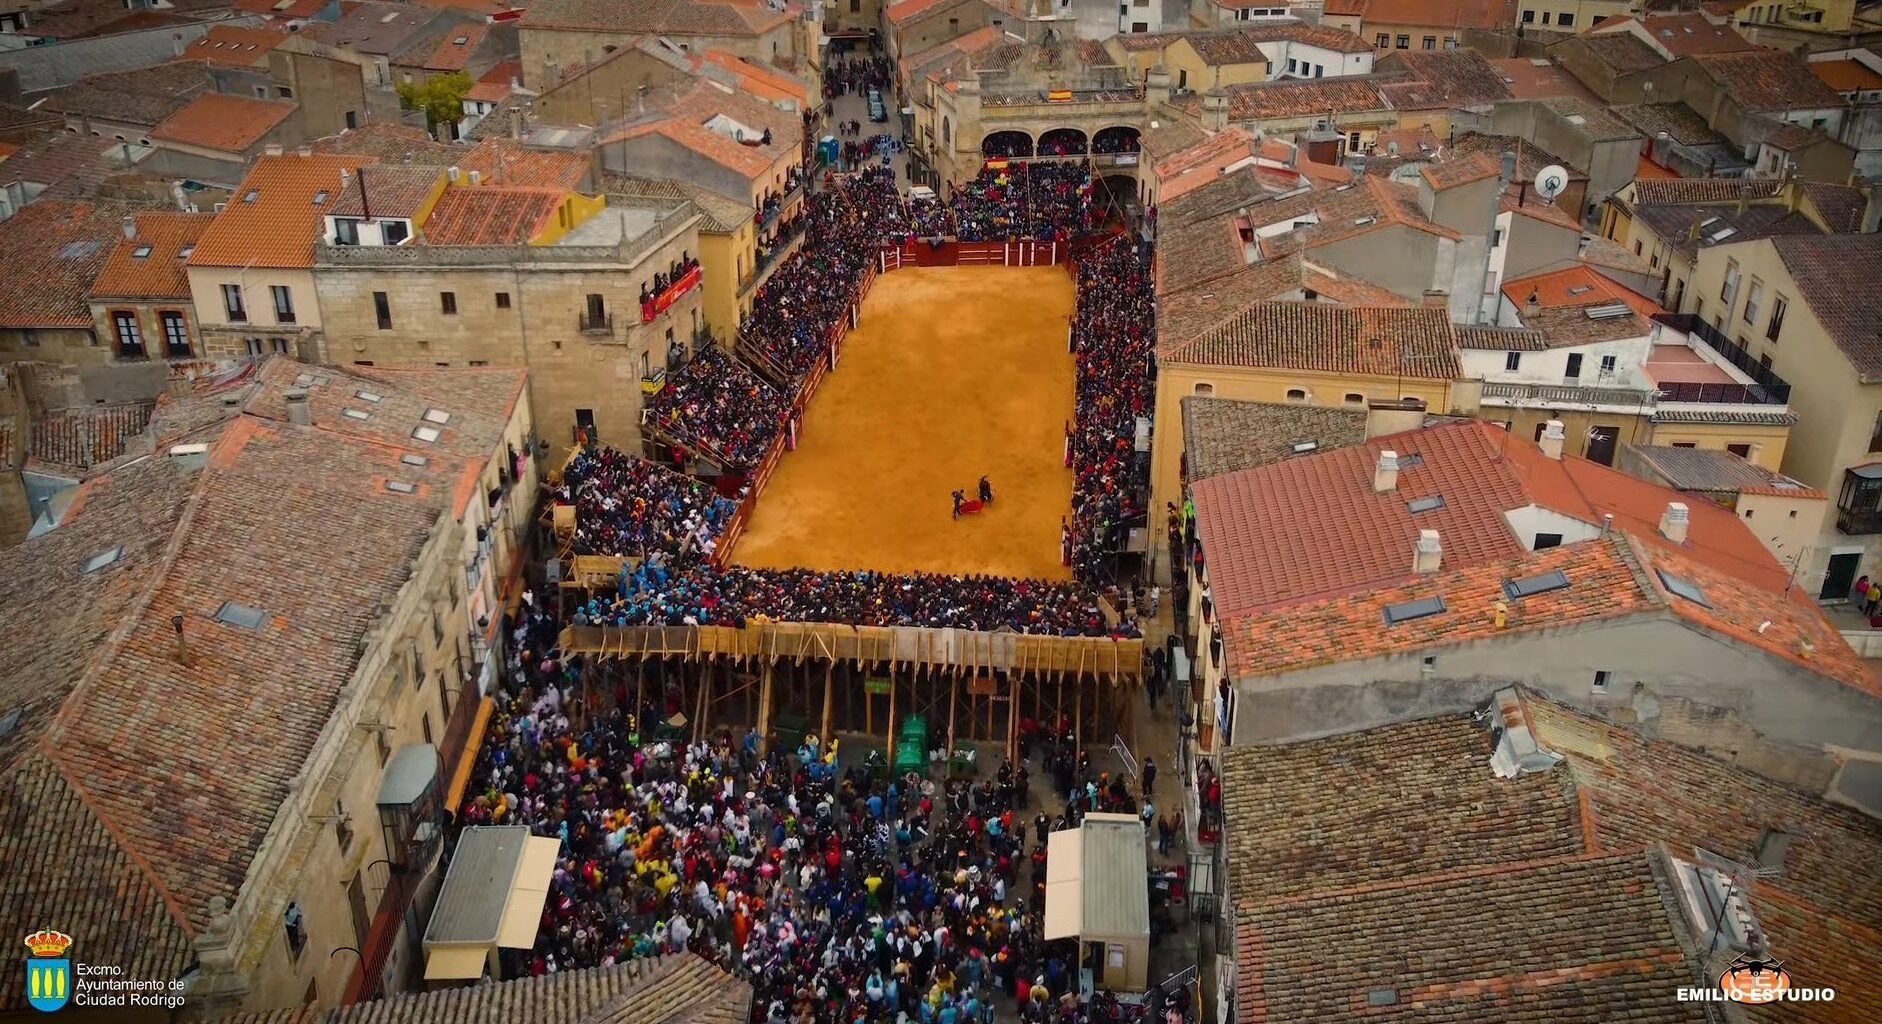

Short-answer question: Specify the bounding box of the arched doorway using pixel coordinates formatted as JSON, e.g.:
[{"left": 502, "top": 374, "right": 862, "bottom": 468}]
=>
[
  {"left": 981, "top": 130, "right": 1033, "bottom": 158},
  {"left": 1037, "top": 127, "right": 1088, "bottom": 157},
  {"left": 1093, "top": 126, "right": 1142, "bottom": 155},
  {"left": 1093, "top": 173, "right": 1140, "bottom": 224}
]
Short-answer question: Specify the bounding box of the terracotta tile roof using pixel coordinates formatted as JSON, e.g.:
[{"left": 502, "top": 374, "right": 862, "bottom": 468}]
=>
[
  {"left": 328, "top": 164, "right": 442, "bottom": 218},
  {"left": 1341, "top": 0, "right": 1516, "bottom": 29},
  {"left": 1523, "top": 692, "right": 1882, "bottom": 925},
  {"left": 243, "top": 356, "right": 524, "bottom": 462},
  {"left": 1210, "top": 76, "right": 1390, "bottom": 121},
  {"left": 1376, "top": 48, "right": 1514, "bottom": 108},
  {"left": 40, "top": 416, "right": 481, "bottom": 933},
  {"left": 0, "top": 199, "right": 132, "bottom": 328},
  {"left": 148, "top": 360, "right": 263, "bottom": 446},
  {"left": 1236, "top": 848, "right": 1700, "bottom": 1024},
  {"left": 1223, "top": 691, "right": 1882, "bottom": 1024},
  {"left": 88, "top": 211, "right": 213, "bottom": 301},
  {"left": 1607, "top": 12, "right": 1754, "bottom": 56},
  {"left": 418, "top": 185, "right": 562, "bottom": 243},
  {"left": 885, "top": 0, "right": 970, "bottom": 25},
  {"left": 150, "top": 94, "right": 296, "bottom": 154},
  {"left": 1456, "top": 323, "right": 1546, "bottom": 351},
  {"left": 1486, "top": 56, "right": 1599, "bottom": 102},
  {"left": 1220, "top": 711, "right": 1585, "bottom": 907},
  {"left": 525, "top": 0, "right": 794, "bottom": 35},
  {"left": 1195, "top": 418, "right": 1799, "bottom": 621},
  {"left": 1417, "top": 148, "right": 1497, "bottom": 190},
  {"left": 1561, "top": 31, "right": 1666, "bottom": 75},
  {"left": 27, "top": 403, "right": 154, "bottom": 473},
  {"left": 462, "top": 136, "right": 588, "bottom": 190},
  {"left": 466, "top": 59, "right": 522, "bottom": 104},
  {"left": 1627, "top": 177, "right": 1781, "bottom": 206},
  {"left": 1502, "top": 264, "right": 1661, "bottom": 314},
  {"left": 1799, "top": 180, "right": 1871, "bottom": 234},
  {"left": 43, "top": 62, "right": 213, "bottom": 129},
  {"left": 1631, "top": 200, "right": 1818, "bottom": 263},
  {"left": 1538, "top": 96, "right": 1639, "bottom": 142},
  {"left": 696, "top": 48, "right": 813, "bottom": 105},
  {"left": 189, "top": 153, "right": 371, "bottom": 268},
  {"left": 1181, "top": 396, "right": 1369, "bottom": 483},
  {"left": 21, "top": 0, "right": 194, "bottom": 40},
  {"left": 323, "top": 1, "right": 446, "bottom": 56},
  {"left": 235, "top": 0, "right": 327, "bottom": 18},
  {"left": 1178, "top": 29, "right": 1273, "bottom": 66},
  {"left": 1771, "top": 234, "right": 1882, "bottom": 380},
  {"left": 221, "top": 954, "right": 751, "bottom": 1024},
  {"left": 1811, "top": 57, "right": 1882, "bottom": 93},
  {"left": 419, "top": 20, "right": 488, "bottom": 70},
  {"left": 603, "top": 79, "right": 796, "bottom": 181},
  {"left": 181, "top": 25, "right": 290, "bottom": 67},
  {"left": 1627, "top": 444, "right": 1821, "bottom": 496},
  {"left": 311, "top": 122, "right": 463, "bottom": 165},
  {"left": 1612, "top": 101, "right": 1722, "bottom": 146},
  {"left": 1692, "top": 49, "right": 1846, "bottom": 112},
  {"left": 1162, "top": 302, "right": 1462, "bottom": 381}
]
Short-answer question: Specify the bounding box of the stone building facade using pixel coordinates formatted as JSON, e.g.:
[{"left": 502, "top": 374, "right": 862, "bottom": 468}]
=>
[{"left": 313, "top": 203, "right": 704, "bottom": 460}]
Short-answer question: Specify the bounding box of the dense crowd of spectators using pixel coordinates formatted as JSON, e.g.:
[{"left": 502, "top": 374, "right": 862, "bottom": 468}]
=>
[
  {"left": 824, "top": 53, "right": 890, "bottom": 99},
  {"left": 573, "top": 563, "right": 1135, "bottom": 638},
  {"left": 905, "top": 192, "right": 952, "bottom": 240},
  {"left": 560, "top": 446, "right": 740, "bottom": 561},
  {"left": 1090, "top": 130, "right": 1141, "bottom": 155},
  {"left": 740, "top": 169, "right": 902, "bottom": 380},
  {"left": 1067, "top": 237, "right": 1155, "bottom": 583},
  {"left": 982, "top": 134, "right": 1032, "bottom": 159},
  {"left": 460, "top": 601, "right": 1163, "bottom": 1023},
  {"left": 950, "top": 162, "right": 1093, "bottom": 243},
  {"left": 646, "top": 345, "right": 787, "bottom": 469}
]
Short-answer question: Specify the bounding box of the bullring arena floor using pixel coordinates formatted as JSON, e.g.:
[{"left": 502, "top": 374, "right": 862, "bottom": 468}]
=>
[{"left": 731, "top": 264, "right": 1076, "bottom": 580}]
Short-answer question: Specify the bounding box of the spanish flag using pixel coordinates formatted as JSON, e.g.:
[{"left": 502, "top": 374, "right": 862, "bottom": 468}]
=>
[
  {"left": 985, "top": 159, "right": 1008, "bottom": 170},
  {"left": 1048, "top": 89, "right": 1073, "bottom": 102}
]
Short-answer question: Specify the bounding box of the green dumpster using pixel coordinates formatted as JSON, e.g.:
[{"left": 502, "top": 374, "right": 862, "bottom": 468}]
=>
[{"left": 893, "top": 714, "right": 928, "bottom": 776}]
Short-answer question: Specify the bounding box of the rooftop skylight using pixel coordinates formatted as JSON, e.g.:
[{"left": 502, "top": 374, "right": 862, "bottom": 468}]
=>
[
  {"left": 1656, "top": 568, "right": 1710, "bottom": 607},
  {"left": 400, "top": 453, "right": 428, "bottom": 466},
  {"left": 343, "top": 408, "right": 371, "bottom": 420},
  {"left": 215, "top": 601, "right": 267, "bottom": 629},
  {"left": 385, "top": 480, "right": 417, "bottom": 494},
  {"left": 412, "top": 425, "right": 441, "bottom": 443},
  {"left": 1406, "top": 495, "right": 1445, "bottom": 513},
  {"left": 1382, "top": 595, "right": 1445, "bottom": 625},
  {"left": 1503, "top": 569, "right": 1569, "bottom": 600},
  {"left": 422, "top": 408, "right": 450, "bottom": 424},
  {"left": 82, "top": 545, "right": 123, "bottom": 573}
]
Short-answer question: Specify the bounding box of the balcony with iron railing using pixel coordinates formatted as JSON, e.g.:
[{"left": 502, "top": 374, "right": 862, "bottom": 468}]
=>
[
  {"left": 578, "top": 311, "right": 614, "bottom": 336},
  {"left": 1651, "top": 313, "right": 1792, "bottom": 405}
]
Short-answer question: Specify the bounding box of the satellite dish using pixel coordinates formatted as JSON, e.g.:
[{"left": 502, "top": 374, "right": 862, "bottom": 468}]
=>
[{"left": 1533, "top": 164, "right": 1568, "bottom": 202}]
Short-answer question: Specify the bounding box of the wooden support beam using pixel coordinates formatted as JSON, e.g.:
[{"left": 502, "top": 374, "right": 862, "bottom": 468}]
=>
[
  {"left": 757, "top": 659, "right": 775, "bottom": 756},
  {"left": 946, "top": 673, "right": 959, "bottom": 762},
  {"left": 821, "top": 659, "right": 835, "bottom": 743},
  {"left": 885, "top": 667, "right": 897, "bottom": 763}
]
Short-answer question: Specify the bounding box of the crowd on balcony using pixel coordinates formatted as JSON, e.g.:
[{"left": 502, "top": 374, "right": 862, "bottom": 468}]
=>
[
  {"left": 1036, "top": 133, "right": 1086, "bottom": 157},
  {"left": 462, "top": 596, "right": 1160, "bottom": 1024},
  {"left": 559, "top": 445, "right": 741, "bottom": 561},
  {"left": 1090, "top": 130, "right": 1141, "bottom": 155},
  {"left": 740, "top": 168, "right": 902, "bottom": 379},
  {"left": 644, "top": 345, "right": 787, "bottom": 469},
  {"left": 640, "top": 253, "right": 703, "bottom": 312},
  {"left": 982, "top": 134, "right": 1033, "bottom": 159},
  {"left": 1067, "top": 236, "right": 1154, "bottom": 584},
  {"left": 572, "top": 562, "right": 1134, "bottom": 638},
  {"left": 904, "top": 191, "right": 953, "bottom": 241},
  {"left": 950, "top": 162, "right": 1093, "bottom": 243},
  {"left": 754, "top": 208, "right": 807, "bottom": 276},
  {"left": 754, "top": 168, "right": 805, "bottom": 228}
]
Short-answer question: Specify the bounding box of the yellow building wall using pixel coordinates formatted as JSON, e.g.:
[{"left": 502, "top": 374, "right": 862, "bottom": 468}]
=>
[
  {"left": 1362, "top": 22, "right": 1464, "bottom": 53},
  {"left": 529, "top": 192, "right": 609, "bottom": 246},
  {"left": 1644, "top": 420, "right": 1791, "bottom": 471},
  {"left": 697, "top": 220, "right": 756, "bottom": 343},
  {"left": 1164, "top": 39, "right": 1269, "bottom": 90}
]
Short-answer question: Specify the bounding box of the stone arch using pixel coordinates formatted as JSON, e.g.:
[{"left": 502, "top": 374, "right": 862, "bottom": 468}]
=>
[
  {"left": 1037, "top": 127, "right": 1088, "bottom": 156},
  {"left": 981, "top": 130, "right": 1033, "bottom": 158},
  {"left": 1093, "top": 125, "right": 1142, "bottom": 155}
]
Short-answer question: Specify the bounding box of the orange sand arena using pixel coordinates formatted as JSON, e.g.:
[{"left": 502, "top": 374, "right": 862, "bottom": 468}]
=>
[{"left": 731, "top": 264, "right": 1077, "bottom": 580}]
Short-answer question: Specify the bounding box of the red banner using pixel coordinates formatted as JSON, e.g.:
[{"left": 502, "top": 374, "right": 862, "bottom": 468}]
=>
[{"left": 642, "top": 265, "right": 703, "bottom": 322}]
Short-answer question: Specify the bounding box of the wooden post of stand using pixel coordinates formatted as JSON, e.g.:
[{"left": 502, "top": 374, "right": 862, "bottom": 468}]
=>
[
  {"left": 946, "top": 674, "right": 959, "bottom": 763},
  {"left": 1075, "top": 675, "right": 1084, "bottom": 751},
  {"left": 635, "top": 658, "right": 647, "bottom": 739},
  {"left": 885, "top": 671, "right": 898, "bottom": 766},
  {"left": 821, "top": 660, "right": 835, "bottom": 744},
  {"left": 756, "top": 659, "right": 775, "bottom": 755},
  {"left": 1007, "top": 679, "right": 1019, "bottom": 764},
  {"left": 694, "top": 660, "right": 712, "bottom": 743}
]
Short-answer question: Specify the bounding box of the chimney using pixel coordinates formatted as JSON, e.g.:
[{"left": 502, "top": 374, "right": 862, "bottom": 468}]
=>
[
  {"left": 1365, "top": 396, "right": 1426, "bottom": 439},
  {"left": 447, "top": 165, "right": 461, "bottom": 183},
  {"left": 284, "top": 389, "right": 312, "bottom": 427},
  {"left": 1201, "top": 88, "right": 1228, "bottom": 132},
  {"left": 1539, "top": 420, "right": 1565, "bottom": 460},
  {"left": 510, "top": 106, "right": 524, "bottom": 140},
  {"left": 468, "top": 169, "right": 481, "bottom": 186},
  {"left": 1522, "top": 289, "right": 1540, "bottom": 320},
  {"left": 264, "top": 143, "right": 284, "bottom": 157},
  {"left": 1412, "top": 528, "right": 1442, "bottom": 573},
  {"left": 296, "top": 144, "right": 313, "bottom": 158},
  {"left": 172, "top": 614, "right": 189, "bottom": 666},
  {"left": 1146, "top": 66, "right": 1171, "bottom": 107},
  {"left": 1659, "top": 501, "right": 1690, "bottom": 544},
  {"left": 1374, "top": 449, "right": 1400, "bottom": 492},
  {"left": 121, "top": 214, "right": 137, "bottom": 240}
]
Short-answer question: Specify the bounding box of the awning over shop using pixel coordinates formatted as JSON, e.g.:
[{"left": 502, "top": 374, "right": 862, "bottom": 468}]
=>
[
  {"left": 444, "top": 697, "right": 496, "bottom": 811},
  {"left": 1044, "top": 813, "right": 1149, "bottom": 942},
  {"left": 423, "top": 826, "right": 560, "bottom": 982}
]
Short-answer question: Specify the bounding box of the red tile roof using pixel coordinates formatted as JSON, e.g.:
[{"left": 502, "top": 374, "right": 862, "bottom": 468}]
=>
[
  {"left": 1811, "top": 57, "right": 1882, "bottom": 93},
  {"left": 188, "top": 153, "right": 371, "bottom": 269},
  {"left": 89, "top": 211, "right": 215, "bottom": 301},
  {"left": 461, "top": 136, "right": 588, "bottom": 190},
  {"left": 466, "top": 59, "right": 522, "bottom": 103},
  {"left": 1692, "top": 49, "right": 1847, "bottom": 112},
  {"left": 1160, "top": 302, "right": 1463, "bottom": 379},
  {"left": 421, "top": 21, "right": 488, "bottom": 71},
  {"left": 150, "top": 94, "right": 296, "bottom": 154},
  {"left": 1501, "top": 264, "right": 1661, "bottom": 316},
  {"left": 1193, "top": 418, "right": 1796, "bottom": 622},
  {"left": 26, "top": 403, "right": 153, "bottom": 472},
  {"left": 1604, "top": 13, "right": 1754, "bottom": 57},
  {"left": 0, "top": 199, "right": 131, "bottom": 328},
  {"left": 419, "top": 185, "right": 564, "bottom": 244},
  {"left": 180, "top": 25, "right": 290, "bottom": 67}
]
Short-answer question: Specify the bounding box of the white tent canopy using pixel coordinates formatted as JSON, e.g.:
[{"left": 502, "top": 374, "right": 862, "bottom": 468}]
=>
[
  {"left": 1043, "top": 813, "right": 1149, "bottom": 942},
  {"left": 422, "top": 826, "right": 560, "bottom": 981}
]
